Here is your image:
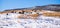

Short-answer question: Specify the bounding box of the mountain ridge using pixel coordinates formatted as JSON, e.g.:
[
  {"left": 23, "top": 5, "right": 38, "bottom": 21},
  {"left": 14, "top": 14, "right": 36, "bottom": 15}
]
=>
[{"left": 4, "top": 4, "right": 60, "bottom": 12}]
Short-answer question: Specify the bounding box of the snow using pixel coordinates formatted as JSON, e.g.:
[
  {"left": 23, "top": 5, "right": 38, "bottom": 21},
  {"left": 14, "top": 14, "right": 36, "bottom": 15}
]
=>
[{"left": 0, "top": 13, "right": 60, "bottom": 28}]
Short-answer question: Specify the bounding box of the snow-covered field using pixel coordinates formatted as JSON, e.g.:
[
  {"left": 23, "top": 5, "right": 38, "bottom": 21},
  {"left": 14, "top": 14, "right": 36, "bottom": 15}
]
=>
[{"left": 0, "top": 13, "right": 60, "bottom": 28}]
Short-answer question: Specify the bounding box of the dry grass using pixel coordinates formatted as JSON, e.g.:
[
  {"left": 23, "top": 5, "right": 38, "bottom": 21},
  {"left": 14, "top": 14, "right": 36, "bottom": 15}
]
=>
[
  {"left": 17, "top": 14, "right": 39, "bottom": 19},
  {"left": 43, "top": 11, "right": 60, "bottom": 17}
]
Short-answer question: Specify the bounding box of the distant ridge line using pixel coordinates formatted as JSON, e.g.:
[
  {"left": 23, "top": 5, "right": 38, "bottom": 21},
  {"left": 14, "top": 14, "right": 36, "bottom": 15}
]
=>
[{"left": 4, "top": 4, "right": 60, "bottom": 12}]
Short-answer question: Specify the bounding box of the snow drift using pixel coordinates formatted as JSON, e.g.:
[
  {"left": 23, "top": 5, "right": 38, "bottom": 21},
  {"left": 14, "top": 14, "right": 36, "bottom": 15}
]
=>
[{"left": 0, "top": 13, "right": 60, "bottom": 28}]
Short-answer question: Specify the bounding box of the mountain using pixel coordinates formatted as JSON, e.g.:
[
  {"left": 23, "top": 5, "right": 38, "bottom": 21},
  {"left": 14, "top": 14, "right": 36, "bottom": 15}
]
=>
[
  {"left": 4, "top": 4, "right": 60, "bottom": 12},
  {"left": 31, "top": 4, "right": 60, "bottom": 11},
  {"left": 41, "top": 4, "right": 60, "bottom": 11}
]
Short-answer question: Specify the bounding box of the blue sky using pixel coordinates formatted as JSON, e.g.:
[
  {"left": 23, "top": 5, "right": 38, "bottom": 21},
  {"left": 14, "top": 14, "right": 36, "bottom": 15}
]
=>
[{"left": 0, "top": 0, "right": 60, "bottom": 11}]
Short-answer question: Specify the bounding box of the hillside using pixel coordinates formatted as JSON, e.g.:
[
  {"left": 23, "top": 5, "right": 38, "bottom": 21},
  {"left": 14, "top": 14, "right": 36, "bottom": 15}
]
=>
[
  {"left": 3, "top": 4, "right": 60, "bottom": 11},
  {"left": 0, "top": 4, "right": 60, "bottom": 18},
  {"left": 0, "top": 4, "right": 60, "bottom": 28}
]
